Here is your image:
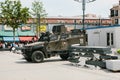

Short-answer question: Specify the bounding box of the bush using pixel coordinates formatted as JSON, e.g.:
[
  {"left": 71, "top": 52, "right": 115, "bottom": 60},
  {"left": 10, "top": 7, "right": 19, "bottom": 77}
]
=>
[{"left": 117, "top": 49, "right": 120, "bottom": 54}]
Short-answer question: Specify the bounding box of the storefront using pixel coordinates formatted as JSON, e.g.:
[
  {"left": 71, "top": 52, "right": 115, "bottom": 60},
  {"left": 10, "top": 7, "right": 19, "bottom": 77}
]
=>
[
  {"left": 18, "top": 31, "right": 38, "bottom": 42},
  {"left": 3, "top": 37, "right": 19, "bottom": 42},
  {"left": 0, "top": 30, "right": 37, "bottom": 42},
  {"left": 19, "top": 36, "right": 37, "bottom": 42},
  {"left": 0, "top": 31, "right": 19, "bottom": 42}
]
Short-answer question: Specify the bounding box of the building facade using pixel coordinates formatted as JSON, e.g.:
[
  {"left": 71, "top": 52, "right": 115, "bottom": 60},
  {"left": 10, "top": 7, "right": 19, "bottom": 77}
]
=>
[
  {"left": 87, "top": 25, "right": 120, "bottom": 48},
  {"left": 27, "top": 14, "right": 112, "bottom": 32},
  {"left": 0, "top": 14, "right": 112, "bottom": 43},
  {"left": 110, "top": 0, "right": 120, "bottom": 25},
  {"left": 87, "top": 0, "right": 120, "bottom": 48}
]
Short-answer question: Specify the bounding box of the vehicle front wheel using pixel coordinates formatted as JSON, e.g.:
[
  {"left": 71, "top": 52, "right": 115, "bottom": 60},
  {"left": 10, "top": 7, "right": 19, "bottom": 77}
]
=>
[
  {"left": 31, "top": 51, "right": 44, "bottom": 63},
  {"left": 60, "top": 53, "right": 69, "bottom": 60}
]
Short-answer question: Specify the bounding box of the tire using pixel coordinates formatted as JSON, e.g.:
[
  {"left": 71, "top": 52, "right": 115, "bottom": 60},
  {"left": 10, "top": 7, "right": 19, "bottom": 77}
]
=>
[
  {"left": 31, "top": 51, "right": 44, "bottom": 63},
  {"left": 60, "top": 53, "right": 69, "bottom": 60}
]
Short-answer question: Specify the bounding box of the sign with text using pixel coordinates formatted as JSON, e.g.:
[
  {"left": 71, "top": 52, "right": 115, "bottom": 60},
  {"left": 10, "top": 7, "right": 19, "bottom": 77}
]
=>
[
  {"left": 21, "top": 26, "right": 31, "bottom": 31},
  {"left": 39, "top": 25, "right": 47, "bottom": 32},
  {"left": 4, "top": 25, "right": 13, "bottom": 31}
]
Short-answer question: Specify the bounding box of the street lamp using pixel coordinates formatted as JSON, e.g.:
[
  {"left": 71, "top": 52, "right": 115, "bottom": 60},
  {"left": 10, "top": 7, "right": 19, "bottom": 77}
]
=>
[{"left": 74, "top": 0, "right": 96, "bottom": 45}]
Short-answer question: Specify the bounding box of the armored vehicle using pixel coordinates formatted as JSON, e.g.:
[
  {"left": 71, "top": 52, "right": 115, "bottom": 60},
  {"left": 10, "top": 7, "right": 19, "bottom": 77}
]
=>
[{"left": 21, "top": 25, "right": 85, "bottom": 63}]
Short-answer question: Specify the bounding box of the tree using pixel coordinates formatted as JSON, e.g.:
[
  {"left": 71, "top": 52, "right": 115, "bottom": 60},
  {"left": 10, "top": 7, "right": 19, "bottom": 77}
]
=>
[
  {"left": 0, "top": 0, "right": 30, "bottom": 42},
  {"left": 31, "top": 0, "right": 47, "bottom": 37}
]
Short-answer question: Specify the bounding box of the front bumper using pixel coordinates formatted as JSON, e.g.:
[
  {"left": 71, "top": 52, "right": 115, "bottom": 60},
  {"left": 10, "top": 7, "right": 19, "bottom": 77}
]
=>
[{"left": 21, "top": 47, "right": 32, "bottom": 58}]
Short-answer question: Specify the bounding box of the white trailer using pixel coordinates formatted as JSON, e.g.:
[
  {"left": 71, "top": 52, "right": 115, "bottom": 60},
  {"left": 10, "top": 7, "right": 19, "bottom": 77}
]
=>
[{"left": 87, "top": 25, "right": 120, "bottom": 49}]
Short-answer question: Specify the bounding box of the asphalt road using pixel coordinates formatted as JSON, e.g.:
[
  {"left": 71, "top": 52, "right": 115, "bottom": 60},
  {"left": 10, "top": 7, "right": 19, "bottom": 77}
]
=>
[{"left": 0, "top": 51, "right": 120, "bottom": 80}]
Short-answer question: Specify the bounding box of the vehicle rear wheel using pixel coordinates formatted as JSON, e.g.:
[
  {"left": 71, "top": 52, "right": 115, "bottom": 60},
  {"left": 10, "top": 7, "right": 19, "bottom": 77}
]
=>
[
  {"left": 31, "top": 51, "right": 44, "bottom": 63},
  {"left": 60, "top": 53, "right": 69, "bottom": 60}
]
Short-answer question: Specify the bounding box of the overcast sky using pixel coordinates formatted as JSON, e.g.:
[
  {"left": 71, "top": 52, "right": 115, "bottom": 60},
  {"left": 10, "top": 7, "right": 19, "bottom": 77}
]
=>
[{"left": 0, "top": 0, "right": 119, "bottom": 18}]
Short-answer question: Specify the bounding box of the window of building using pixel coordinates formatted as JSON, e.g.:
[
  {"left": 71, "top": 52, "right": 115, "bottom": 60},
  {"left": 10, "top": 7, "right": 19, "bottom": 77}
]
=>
[
  {"left": 107, "top": 33, "right": 110, "bottom": 46},
  {"left": 115, "top": 19, "right": 119, "bottom": 25},
  {"left": 115, "top": 10, "right": 118, "bottom": 16},
  {"left": 111, "top": 33, "right": 114, "bottom": 45},
  {"left": 107, "top": 32, "right": 114, "bottom": 46},
  {"left": 110, "top": 9, "right": 114, "bottom": 17}
]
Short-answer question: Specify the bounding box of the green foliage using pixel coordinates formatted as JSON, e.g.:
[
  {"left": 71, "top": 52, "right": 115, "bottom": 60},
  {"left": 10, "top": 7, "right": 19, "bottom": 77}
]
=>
[
  {"left": 117, "top": 49, "right": 120, "bottom": 54},
  {"left": 0, "top": 0, "right": 30, "bottom": 42},
  {"left": 0, "top": 0, "right": 30, "bottom": 28},
  {"left": 31, "top": 0, "right": 47, "bottom": 37},
  {"left": 31, "top": 0, "right": 47, "bottom": 18}
]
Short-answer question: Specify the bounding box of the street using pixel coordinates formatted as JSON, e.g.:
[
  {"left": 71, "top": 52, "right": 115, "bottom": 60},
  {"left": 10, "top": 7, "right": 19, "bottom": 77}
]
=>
[{"left": 0, "top": 51, "right": 120, "bottom": 80}]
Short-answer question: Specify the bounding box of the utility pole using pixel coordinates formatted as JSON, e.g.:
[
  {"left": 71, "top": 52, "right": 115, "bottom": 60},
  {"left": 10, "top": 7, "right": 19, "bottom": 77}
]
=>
[
  {"left": 37, "top": 14, "right": 40, "bottom": 38},
  {"left": 74, "top": 19, "right": 77, "bottom": 29},
  {"left": 74, "top": 0, "right": 96, "bottom": 45}
]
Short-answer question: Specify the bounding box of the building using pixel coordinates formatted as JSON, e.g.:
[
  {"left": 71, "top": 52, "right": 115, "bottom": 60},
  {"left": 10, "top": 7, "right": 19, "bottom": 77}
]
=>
[
  {"left": 0, "top": 14, "right": 112, "bottom": 43},
  {"left": 45, "top": 15, "right": 112, "bottom": 32},
  {"left": 26, "top": 14, "right": 112, "bottom": 33},
  {"left": 87, "top": 0, "right": 120, "bottom": 49},
  {"left": 110, "top": 0, "right": 120, "bottom": 25},
  {"left": 0, "top": 25, "right": 37, "bottom": 43},
  {"left": 87, "top": 25, "right": 120, "bottom": 48}
]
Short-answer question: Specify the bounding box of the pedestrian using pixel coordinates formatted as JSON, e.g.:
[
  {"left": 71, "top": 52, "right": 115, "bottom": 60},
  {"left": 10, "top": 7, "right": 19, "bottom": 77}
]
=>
[
  {"left": 32, "top": 37, "right": 34, "bottom": 43},
  {"left": 10, "top": 43, "right": 15, "bottom": 52},
  {"left": 2, "top": 42, "right": 5, "bottom": 49}
]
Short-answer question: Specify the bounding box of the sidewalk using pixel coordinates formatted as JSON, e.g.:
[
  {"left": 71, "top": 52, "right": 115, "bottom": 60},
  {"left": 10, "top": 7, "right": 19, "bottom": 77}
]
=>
[
  {"left": 0, "top": 48, "right": 10, "bottom": 51},
  {"left": 0, "top": 51, "right": 120, "bottom": 80}
]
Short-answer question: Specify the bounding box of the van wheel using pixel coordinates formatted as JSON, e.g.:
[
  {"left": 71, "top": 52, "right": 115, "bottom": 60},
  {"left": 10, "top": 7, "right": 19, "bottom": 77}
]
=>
[
  {"left": 31, "top": 51, "right": 44, "bottom": 63},
  {"left": 60, "top": 53, "right": 69, "bottom": 60}
]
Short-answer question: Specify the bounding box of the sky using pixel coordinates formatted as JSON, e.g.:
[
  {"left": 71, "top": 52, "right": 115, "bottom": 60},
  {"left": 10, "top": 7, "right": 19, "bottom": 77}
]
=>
[{"left": 0, "top": 0, "right": 119, "bottom": 18}]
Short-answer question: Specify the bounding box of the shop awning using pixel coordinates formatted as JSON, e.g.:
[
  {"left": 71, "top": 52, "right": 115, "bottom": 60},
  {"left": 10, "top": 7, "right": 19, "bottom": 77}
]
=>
[
  {"left": 0, "top": 31, "right": 18, "bottom": 36},
  {"left": 3, "top": 37, "right": 19, "bottom": 42},
  {"left": 19, "top": 37, "right": 37, "bottom": 42},
  {"left": 18, "top": 31, "right": 35, "bottom": 36}
]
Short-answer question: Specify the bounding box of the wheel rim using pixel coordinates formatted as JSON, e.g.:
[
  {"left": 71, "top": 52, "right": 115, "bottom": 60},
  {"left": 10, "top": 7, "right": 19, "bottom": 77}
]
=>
[
  {"left": 35, "top": 53, "right": 42, "bottom": 61},
  {"left": 32, "top": 51, "right": 44, "bottom": 63}
]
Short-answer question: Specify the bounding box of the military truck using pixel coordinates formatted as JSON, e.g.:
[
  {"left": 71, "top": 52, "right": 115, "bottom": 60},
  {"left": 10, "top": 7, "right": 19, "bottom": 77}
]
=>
[{"left": 21, "top": 25, "right": 85, "bottom": 63}]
